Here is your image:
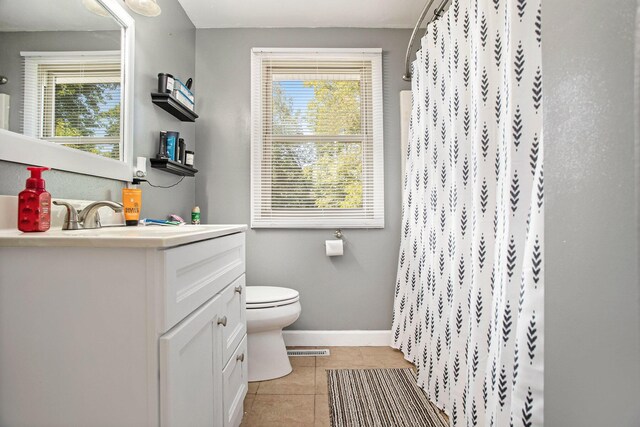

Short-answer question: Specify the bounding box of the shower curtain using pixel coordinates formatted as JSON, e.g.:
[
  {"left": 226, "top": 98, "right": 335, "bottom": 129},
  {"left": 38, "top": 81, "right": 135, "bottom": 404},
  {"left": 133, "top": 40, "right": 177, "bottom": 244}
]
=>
[{"left": 392, "top": 0, "right": 543, "bottom": 426}]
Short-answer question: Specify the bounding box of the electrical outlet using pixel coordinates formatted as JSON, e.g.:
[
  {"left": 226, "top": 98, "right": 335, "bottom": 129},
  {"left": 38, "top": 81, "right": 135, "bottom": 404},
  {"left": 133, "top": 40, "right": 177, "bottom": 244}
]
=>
[{"left": 134, "top": 156, "right": 147, "bottom": 178}]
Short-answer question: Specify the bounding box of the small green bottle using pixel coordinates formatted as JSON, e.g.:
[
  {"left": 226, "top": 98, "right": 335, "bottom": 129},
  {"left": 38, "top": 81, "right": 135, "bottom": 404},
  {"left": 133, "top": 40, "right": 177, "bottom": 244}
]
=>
[{"left": 191, "top": 206, "right": 201, "bottom": 225}]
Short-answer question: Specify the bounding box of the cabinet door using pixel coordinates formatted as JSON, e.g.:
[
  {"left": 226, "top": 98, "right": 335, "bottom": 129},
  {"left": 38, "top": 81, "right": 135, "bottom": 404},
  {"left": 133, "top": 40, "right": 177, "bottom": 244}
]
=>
[
  {"left": 160, "top": 296, "right": 224, "bottom": 427},
  {"left": 220, "top": 275, "right": 247, "bottom": 364},
  {"left": 222, "top": 335, "right": 248, "bottom": 427}
]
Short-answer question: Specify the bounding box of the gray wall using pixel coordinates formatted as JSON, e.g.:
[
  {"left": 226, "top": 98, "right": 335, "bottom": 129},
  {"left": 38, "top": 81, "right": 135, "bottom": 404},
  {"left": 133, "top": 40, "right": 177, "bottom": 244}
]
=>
[
  {"left": 0, "top": 0, "right": 197, "bottom": 220},
  {"left": 131, "top": 0, "right": 196, "bottom": 220},
  {"left": 0, "top": 159, "right": 121, "bottom": 200},
  {"left": 195, "top": 28, "right": 412, "bottom": 330},
  {"left": 544, "top": 0, "right": 640, "bottom": 425},
  {"left": 0, "top": 30, "right": 120, "bottom": 133}
]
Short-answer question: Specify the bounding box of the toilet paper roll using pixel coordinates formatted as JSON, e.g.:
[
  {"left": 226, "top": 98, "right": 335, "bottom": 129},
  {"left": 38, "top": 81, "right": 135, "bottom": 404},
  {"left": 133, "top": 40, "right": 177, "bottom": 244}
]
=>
[{"left": 325, "top": 239, "right": 344, "bottom": 256}]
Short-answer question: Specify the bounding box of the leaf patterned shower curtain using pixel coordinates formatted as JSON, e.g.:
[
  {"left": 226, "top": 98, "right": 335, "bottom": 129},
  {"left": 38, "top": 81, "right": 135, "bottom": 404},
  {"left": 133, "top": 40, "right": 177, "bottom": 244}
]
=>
[{"left": 392, "top": 0, "right": 543, "bottom": 426}]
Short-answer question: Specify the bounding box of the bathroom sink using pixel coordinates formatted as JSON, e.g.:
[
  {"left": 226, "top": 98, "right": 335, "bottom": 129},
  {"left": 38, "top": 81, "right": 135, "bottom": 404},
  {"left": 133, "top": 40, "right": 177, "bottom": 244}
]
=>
[
  {"left": 0, "top": 224, "right": 248, "bottom": 248},
  {"left": 63, "top": 224, "right": 231, "bottom": 236}
]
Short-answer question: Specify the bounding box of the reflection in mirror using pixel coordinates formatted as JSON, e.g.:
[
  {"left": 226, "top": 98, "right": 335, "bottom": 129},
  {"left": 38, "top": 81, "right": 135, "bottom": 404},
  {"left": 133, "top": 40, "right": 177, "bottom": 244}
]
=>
[{"left": 0, "top": 0, "right": 125, "bottom": 161}]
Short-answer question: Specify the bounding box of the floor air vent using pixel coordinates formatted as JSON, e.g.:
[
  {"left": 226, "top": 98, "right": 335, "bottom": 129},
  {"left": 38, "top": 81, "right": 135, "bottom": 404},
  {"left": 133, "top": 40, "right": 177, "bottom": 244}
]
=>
[{"left": 287, "top": 349, "right": 331, "bottom": 357}]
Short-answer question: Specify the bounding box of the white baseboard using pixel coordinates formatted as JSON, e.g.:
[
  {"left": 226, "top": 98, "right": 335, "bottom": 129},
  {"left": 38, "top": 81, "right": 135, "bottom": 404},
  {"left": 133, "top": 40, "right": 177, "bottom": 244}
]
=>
[{"left": 283, "top": 330, "right": 392, "bottom": 347}]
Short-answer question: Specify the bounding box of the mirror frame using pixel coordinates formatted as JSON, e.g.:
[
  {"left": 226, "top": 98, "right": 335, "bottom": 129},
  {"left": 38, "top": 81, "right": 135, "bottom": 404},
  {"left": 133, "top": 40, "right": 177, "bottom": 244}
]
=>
[{"left": 0, "top": 0, "right": 135, "bottom": 181}]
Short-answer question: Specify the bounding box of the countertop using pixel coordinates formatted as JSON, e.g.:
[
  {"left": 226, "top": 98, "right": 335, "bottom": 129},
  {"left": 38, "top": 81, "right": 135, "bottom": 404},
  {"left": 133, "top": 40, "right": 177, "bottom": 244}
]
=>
[{"left": 0, "top": 224, "right": 248, "bottom": 248}]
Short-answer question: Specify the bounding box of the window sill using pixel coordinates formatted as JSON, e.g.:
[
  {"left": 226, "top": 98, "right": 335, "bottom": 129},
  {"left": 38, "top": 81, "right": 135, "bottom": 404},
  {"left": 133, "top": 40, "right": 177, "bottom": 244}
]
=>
[{"left": 0, "top": 129, "right": 131, "bottom": 181}]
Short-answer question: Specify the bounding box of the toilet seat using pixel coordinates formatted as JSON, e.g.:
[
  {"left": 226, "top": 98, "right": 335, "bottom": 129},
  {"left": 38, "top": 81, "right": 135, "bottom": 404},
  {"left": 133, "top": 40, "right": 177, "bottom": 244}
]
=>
[{"left": 246, "top": 286, "right": 300, "bottom": 309}]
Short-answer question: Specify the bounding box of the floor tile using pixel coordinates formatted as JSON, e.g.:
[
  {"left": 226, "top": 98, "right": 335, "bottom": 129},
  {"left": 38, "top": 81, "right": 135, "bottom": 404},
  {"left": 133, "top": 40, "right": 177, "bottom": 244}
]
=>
[
  {"left": 360, "top": 346, "right": 415, "bottom": 368},
  {"left": 314, "top": 394, "right": 330, "bottom": 427},
  {"left": 257, "top": 366, "right": 316, "bottom": 395},
  {"left": 247, "top": 382, "right": 259, "bottom": 394},
  {"left": 359, "top": 346, "right": 400, "bottom": 357},
  {"left": 240, "top": 346, "right": 423, "bottom": 427},
  {"left": 315, "top": 367, "right": 329, "bottom": 395},
  {"left": 239, "top": 395, "right": 255, "bottom": 427},
  {"left": 243, "top": 394, "right": 315, "bottom": 427},
  {"left": 243, "top": 394, "right": 255, "bottom": 412},
  {"left": 290, "top": 355, "right": 316, "bottom": 367}
]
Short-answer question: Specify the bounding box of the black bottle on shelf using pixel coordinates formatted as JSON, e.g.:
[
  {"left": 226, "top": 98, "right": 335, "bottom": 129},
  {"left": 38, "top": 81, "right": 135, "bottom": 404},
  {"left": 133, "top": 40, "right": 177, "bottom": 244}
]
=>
[
  {"left": 157, "top": 73, "right": 174, "bottom": 94},
  {"left": 178, "top": 138, "right": 186, "bottom": 164},
  {"left": 157, "top": 131, "right": 169, "bottom": 159}
]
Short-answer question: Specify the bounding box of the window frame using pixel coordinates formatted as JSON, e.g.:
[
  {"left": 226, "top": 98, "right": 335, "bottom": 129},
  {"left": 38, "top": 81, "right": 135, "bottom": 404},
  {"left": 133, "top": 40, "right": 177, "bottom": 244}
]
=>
[{"left": 250, "top": 48, "right": 384, "bottom": 229}]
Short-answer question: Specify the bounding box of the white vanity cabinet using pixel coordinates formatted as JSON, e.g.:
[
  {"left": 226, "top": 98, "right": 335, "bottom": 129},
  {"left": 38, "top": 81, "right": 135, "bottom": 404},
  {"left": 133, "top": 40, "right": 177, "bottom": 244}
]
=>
[
  {"left": 160, "top": 273, "right": 248, "bottom": 427},
  {"left": 0, "top": 226, "right": 248, "bottom": 427}
]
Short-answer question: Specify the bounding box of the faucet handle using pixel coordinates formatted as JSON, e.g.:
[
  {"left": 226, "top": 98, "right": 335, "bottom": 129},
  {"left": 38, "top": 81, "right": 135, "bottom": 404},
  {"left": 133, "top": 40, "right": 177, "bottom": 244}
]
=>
[{"left": 52, "top": 201, "right": 79, "bottom": 230}]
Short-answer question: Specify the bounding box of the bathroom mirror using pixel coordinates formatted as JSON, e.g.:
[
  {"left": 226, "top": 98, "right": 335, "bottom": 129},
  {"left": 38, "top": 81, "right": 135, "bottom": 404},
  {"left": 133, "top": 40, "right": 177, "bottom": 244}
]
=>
[{"left": 0, "top": 0, "right": 134, "bottom": 181}]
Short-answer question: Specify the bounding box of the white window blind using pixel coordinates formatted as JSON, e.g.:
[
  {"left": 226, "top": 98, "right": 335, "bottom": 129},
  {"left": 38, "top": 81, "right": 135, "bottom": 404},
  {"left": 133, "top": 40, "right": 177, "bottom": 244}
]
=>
[
  {"left": 251, "top": 48, "right": 384, "bottom": 228},
  {"left": 22, "top": 51, "right": 122, "bottom": 160}
]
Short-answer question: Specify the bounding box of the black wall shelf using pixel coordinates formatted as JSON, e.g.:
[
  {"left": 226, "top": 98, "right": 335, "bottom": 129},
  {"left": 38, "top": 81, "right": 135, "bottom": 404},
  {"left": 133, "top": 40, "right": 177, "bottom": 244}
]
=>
[
  {"left": 150, "top": 158, "right": 198, "bottom": 177},
  {"left": 150, "top": 92, "right": 198, "bottom": 122}
]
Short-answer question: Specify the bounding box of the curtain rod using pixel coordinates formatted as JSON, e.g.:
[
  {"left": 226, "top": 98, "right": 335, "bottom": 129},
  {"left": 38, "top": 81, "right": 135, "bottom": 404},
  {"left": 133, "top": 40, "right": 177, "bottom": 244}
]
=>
[{"left": 402, "top": 0, "right": 450, "bottom": 81}]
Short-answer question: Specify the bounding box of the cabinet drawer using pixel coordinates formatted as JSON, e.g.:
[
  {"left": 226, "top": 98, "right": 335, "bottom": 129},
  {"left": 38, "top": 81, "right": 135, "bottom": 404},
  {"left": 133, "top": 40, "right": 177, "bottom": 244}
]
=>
[
  {"left": 222, "top": 335, "right": 248, "bottom": 427},
  {"left": 162, "top": 233, "right": 245, "bottom": 332},
  {"left": 220, "top": 275, "right": 246, "bottom": 365}
]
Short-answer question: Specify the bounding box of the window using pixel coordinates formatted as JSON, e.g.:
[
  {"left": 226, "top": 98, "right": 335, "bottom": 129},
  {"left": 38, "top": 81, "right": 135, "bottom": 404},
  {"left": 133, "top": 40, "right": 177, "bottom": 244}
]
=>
[
  {"left": 22, "top": 51, "right": 122, "bottom": 160},
  {"left": 251, "top": 48, "right": 384, "bottom": 228}
]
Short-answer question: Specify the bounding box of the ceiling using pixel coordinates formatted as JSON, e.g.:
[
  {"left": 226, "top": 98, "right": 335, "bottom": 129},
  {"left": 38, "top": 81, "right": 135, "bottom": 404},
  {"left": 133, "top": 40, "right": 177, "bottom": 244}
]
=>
[
  {"left": 177, "top": 0, "right": 434, "bottom": 29},
  {"left": 0, "top": 0, "right": 119, "bottom": 32},
  {"left": 0, "top": 0, "right": 437, "bottom": 32}
]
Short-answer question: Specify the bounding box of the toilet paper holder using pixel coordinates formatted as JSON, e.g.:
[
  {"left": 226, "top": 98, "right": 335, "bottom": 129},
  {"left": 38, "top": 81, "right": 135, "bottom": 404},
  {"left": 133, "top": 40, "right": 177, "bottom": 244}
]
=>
[
  {"left": 325, "top": 230, "right": 345, "bottom": 257},
  {"left": 322, "top": 229, "right": 346, "bottom": 247}
]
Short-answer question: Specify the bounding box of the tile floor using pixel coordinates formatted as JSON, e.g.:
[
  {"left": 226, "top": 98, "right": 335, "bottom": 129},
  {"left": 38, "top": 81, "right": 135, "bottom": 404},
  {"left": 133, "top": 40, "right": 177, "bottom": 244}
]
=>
[{"left": 240, "top": 346, "right": 416, "bottom": 427}]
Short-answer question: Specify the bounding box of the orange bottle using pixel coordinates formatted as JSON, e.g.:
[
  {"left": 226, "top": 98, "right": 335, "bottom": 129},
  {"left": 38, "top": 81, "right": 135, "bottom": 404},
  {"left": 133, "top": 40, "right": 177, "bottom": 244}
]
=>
[
  {"left": 18, "top": 166, "right": 51, "bottom": 232},
  {"left": 122, "top": 187, "right": 142, "bottom": 226}
]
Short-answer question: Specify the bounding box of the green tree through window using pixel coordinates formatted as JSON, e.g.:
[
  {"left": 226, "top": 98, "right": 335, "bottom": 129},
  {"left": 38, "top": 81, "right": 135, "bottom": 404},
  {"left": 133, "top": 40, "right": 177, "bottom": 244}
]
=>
[
  {"left": 54, "top": 81, "right": 121, "bottom": 159},
  {"left": 271, "top": 78, "right": 363, "bottom": 209}
]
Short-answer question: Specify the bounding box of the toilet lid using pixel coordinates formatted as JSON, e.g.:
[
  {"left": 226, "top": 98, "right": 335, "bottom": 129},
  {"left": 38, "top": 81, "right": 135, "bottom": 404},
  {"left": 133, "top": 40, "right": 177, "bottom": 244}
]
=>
[{"left": 246, "top": 286, "right": 299, "bottom": 307}]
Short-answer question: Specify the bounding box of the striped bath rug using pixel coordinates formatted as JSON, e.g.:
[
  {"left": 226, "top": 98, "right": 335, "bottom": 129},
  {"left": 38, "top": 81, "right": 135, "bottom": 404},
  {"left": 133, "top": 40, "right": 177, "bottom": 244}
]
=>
[{"left": 327, "top": 368, "right": 449, "bottom": 427}]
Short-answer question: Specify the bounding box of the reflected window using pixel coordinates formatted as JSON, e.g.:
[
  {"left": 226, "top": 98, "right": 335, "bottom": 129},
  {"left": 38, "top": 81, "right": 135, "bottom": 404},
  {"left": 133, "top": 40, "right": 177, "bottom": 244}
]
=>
[{"left": 22, "top": 51, "right": 121, "bottom": 160}]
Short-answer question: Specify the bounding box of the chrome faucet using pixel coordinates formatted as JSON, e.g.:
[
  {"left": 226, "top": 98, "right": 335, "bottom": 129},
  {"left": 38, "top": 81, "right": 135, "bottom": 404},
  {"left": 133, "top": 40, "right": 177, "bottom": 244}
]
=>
[
  {"left": 79, "top": 201, "right": 124, "bottom": 229},
  {"left": 53, "top": 200, "right": 124, "bottom": 230}
]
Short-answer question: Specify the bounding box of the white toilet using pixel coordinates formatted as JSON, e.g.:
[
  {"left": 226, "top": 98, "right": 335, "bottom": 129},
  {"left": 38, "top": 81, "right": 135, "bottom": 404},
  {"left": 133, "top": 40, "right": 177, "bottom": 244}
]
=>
[{"left": 246, "top": 286, "right": 301, "bottom": 382}]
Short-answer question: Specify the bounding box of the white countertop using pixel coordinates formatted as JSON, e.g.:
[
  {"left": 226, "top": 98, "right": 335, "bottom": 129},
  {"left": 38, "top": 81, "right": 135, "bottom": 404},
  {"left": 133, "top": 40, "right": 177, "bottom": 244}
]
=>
[{"left": 0, "top": 224, "right": 248, "bottom": 248}]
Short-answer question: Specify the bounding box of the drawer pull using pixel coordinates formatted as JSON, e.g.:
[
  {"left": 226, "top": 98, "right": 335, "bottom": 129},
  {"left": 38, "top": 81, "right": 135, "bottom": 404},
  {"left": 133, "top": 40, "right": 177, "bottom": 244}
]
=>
[
  {"left": 236, "top": 353, "right": 245, "bottom": 362},
  {"left": 217, "top": 316, "right": 227, "bottom": 326},
  {"left": 234, "top": 285, "right": 243, "bottom": 294}
]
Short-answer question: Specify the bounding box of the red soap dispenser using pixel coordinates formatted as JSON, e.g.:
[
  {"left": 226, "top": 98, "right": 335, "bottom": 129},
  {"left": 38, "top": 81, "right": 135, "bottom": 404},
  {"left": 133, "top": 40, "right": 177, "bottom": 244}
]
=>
[{"left": 18, "top": 166, "right": 51, "bottom": 232}]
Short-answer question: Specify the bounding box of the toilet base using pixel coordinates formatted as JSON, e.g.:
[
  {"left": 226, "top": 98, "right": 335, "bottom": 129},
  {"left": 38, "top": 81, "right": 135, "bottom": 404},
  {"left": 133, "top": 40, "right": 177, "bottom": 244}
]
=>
[{"left": 247, "top": 329, "right": 292, "bottom": 382}]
